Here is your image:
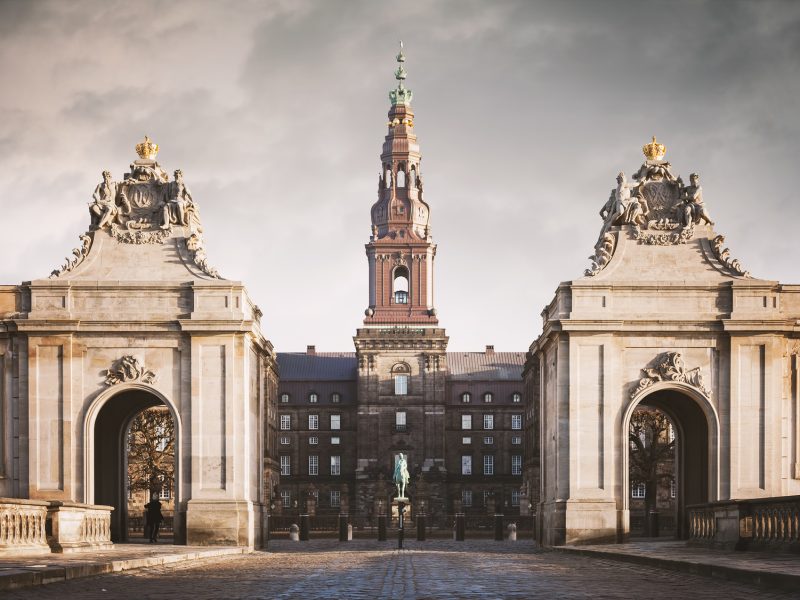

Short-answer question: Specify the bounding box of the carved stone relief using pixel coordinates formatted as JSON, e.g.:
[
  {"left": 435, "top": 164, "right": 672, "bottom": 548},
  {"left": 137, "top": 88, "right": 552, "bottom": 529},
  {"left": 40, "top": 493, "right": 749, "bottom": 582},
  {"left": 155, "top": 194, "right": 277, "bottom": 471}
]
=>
[
  {"left": 586, "top": 139, "right": 725, "bottom": 275},
  {"left": 630, "top": 352, "right": 711, "bottom": 399},
  {"left": 50, "top": 233, "right": 92, "bottom": 278},
  {"left": 710, "top": 235, "right": 751, "bottom": 278},
  {"left": 104, "top": 355, "right": 157, "bottom": 386}
]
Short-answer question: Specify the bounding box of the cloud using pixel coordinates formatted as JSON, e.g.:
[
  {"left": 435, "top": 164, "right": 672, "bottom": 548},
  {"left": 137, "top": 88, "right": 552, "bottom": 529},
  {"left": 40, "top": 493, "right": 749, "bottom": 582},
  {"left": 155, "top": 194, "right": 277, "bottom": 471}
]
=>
[{"left": 1, "top": 0, "right": 799, "bottom": 350}]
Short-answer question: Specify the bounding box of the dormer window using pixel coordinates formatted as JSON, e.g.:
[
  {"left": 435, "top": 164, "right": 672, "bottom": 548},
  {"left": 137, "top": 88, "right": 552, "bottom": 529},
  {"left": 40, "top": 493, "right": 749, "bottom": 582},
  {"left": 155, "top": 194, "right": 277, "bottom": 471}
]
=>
[
  {"left": 309, "top": 393, "right": 318, "bottom": 403},
  {"left": 393, "top": 266, "right": 409, "bottom": 304},
  {"left": 461, "top": 392, "right": 471, "bottom": 404}
]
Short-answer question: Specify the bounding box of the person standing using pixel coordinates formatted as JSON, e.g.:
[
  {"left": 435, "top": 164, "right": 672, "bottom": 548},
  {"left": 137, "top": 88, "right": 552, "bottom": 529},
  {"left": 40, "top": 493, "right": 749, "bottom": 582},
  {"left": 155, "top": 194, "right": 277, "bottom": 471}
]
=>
[{"left": 144, "top": 494, "right": 164, "bottom": 544}]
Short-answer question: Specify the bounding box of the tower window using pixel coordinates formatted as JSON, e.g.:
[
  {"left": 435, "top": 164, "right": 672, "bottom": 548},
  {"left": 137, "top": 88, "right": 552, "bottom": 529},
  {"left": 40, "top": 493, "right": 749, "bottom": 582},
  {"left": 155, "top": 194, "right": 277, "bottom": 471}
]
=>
[
  {"left": 392, "top": 363, "right": 411, "bottom": 395},
  {"left": 395, "top": 375, "right": 408, "bottom": 395},
  {"left": 393, "top": 266, "right": 409, "bottom": 304},
  {"left": 397, "top": 168, "right": 406, "bottom": 188}
]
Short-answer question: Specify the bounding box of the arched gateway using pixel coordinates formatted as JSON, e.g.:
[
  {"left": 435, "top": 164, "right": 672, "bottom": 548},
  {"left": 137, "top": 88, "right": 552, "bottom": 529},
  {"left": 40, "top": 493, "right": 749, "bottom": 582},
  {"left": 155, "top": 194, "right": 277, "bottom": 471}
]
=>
[
  {"left": 0, "top": 137, "right": 279, "bottom": 548},
  {"left": 526, "top": 138, "right": 800, "bottom": 545}
]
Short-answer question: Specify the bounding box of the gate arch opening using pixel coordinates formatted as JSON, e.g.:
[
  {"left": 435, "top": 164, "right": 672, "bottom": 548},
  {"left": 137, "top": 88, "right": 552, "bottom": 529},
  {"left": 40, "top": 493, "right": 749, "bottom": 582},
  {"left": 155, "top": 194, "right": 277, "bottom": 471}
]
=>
[
  {"left": 86, "top": 385, "right": 181, "bottom": 543},
  {"left": 624, "top": 385, "right": 718, "bottom": 539}
]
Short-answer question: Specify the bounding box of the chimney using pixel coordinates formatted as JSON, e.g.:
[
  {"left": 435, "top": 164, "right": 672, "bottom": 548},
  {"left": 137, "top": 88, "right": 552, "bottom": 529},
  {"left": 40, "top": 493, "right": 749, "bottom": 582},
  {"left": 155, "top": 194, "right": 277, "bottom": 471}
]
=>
[
  {"left": 307, "top": 345, "right": 316, "bottom": 355},
  {"left": 485, "top": 345, "right": 495, "bottom": 354}
]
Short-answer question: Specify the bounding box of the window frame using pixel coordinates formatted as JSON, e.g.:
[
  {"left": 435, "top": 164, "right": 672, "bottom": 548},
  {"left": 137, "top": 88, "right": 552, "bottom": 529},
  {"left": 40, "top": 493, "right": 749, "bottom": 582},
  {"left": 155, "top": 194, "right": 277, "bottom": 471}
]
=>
[
  {"left": 308, "top": 414, "right": 319, "bottom": 430},
  {"left": 280, "top": 414, "right": 291, "bottom": 430},
  {"left": 308, "top": 455, "right": 319, "bottom": 476},
  {"left": 511, "top": 414, "right": 522, "bottom": 430},
  {"left": 512, "top": 454, "right": 522, "bottom": 475},
  {"left": 461, "top": 455, "right": 472, "bottom": 475},
  {"left": 461, "top": 414, "right": 472, "bottom": 430},
  {"left": 483, "top": 414, "right": 494, "bottom": 430},
  {"left": 330, "top": 414, "right": 341, "bottom": 430},
  {"left": 280, "top": 455, "right": 291, "bottom": 476},
  {"left": 483, "top": 454, "right": 494, "bottom": 475},
  {"left": 330, "top": 455, "right": 341, "bottom": 476}
]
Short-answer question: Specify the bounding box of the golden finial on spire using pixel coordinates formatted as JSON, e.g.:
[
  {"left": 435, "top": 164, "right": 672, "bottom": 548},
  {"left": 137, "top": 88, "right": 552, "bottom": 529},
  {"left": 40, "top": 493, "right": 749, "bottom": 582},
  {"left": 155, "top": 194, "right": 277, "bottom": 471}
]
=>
[
  {"left": 642, "top": 135, "right": 666, "bottom": 161},
  {"left": 135, "top": 135, "right": 159, "bottom": 160}
]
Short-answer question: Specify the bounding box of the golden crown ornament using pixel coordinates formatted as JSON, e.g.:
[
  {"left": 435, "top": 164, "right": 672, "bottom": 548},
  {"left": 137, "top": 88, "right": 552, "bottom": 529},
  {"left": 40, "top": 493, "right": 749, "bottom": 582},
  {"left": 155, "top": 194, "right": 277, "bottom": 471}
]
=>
[
  {"left": 135, "top": 135, "right": 159, "bottom": 160},
  {"left": 642, "top": 135, "right": 666, "bottom": 161}
]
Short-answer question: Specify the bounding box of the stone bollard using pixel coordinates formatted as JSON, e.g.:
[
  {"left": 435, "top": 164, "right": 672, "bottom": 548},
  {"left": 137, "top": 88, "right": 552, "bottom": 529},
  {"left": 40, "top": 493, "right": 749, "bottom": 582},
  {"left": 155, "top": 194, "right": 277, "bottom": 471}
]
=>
[
  {"left": 347, "top": 524, "right": 353, "bottom": 541},
  {"left": 300, "top": 514, "right": 310, "bottom": 541},
  {"left": 378, "top": 514, "right": 387, "bottom": 541},
  {"left": 289, "top": 524, "right": 299, "bottom": 542},
  {"left": 494, "top": 514, "right": 504, "bottom": 541},
  {"left": 455, "top": 513, "right": 465, "bottom": 541},
  {"left": 507, "top": 523, "right": 517, "bottom": 541}
]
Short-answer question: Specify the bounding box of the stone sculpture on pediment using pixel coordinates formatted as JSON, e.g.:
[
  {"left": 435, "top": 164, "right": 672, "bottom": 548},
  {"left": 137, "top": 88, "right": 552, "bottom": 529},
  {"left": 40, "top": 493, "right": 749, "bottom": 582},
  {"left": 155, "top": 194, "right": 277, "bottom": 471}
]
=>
[
  {"left": 679, "top": 173, "right": 714, "bottom": 227},
  {"left": 161, "top": 169, "right": 193, "bottom": 229},
  {"left": 104, "top": 355, "right": 157, "bottom": 386},
  {"left": 89, "top": 171, "right": 124, "bottom": 230},
  {"left": 586, "top": 136, "right": 727, "bottom": 272},
  {"left": 630, "top": 351, "right": 711, "bottom": 399}
]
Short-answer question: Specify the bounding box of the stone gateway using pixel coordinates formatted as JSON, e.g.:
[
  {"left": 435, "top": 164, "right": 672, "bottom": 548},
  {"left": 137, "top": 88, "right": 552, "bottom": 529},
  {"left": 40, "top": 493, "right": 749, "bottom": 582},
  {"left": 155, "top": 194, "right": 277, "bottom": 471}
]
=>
[{"left": 0, "top": 137, "right": 279, "bottom": 548}]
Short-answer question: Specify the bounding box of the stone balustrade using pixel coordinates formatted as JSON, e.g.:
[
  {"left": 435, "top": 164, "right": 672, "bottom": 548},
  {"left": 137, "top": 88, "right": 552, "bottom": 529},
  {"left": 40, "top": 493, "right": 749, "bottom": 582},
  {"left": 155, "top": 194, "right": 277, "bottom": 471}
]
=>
[
  {"left": 689, "top": 495, "right": 800, "bottom": 552},
  {"left": 47, "top": 501, "right": 114, "bottom": 553},
  {"left": 0, "top": 498, "right": 51, "bottom": 556}
]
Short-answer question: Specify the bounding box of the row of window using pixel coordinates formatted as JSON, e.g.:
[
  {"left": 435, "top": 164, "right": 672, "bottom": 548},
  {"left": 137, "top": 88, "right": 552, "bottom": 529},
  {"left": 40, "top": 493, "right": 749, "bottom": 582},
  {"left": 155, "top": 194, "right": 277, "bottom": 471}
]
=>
[
  {"left": 462, "top": 489, "right": 521, "bottom": 507},
  {"left": 460, "top": 455, "right": 522, "bottom": 476},
  {"left": 279, "top": 413, "right": 522, "bottom": 432},
  {"left": 631, "top": 481, "right": 677, "bottom": 498},
  {"left": 280, "top": 489, "right": 341, "bottom": 508},
  {"left": 461, "top": 414, "right": 522, "bottom": 430},
  {"left": 280, "top": 414, "right": 342, "bottom": 430},
  {"left": 460, "top": 392, "right": 521, "bottom": 404},
  {"left": 281, "top": 392, "right": 342, "bottom": 404},
  {"left": 462, "top": 435, "right": 522, "bottom": 445},
  {"left": 280, "top": 435, "right": 341, "bottom": 445},
  {"left": 280, "top": 390, "right": 523, "bottom": 404},
  {"left": 280, "top": 455, "right": 341, "bottom": 476}
]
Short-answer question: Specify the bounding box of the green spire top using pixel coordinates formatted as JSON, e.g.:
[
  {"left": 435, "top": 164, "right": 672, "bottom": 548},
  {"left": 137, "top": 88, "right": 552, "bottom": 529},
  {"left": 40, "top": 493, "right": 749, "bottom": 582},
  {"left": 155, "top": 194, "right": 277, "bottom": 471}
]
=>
[{"left": 389, "top": 41, "right": 413, "bottom": 106}]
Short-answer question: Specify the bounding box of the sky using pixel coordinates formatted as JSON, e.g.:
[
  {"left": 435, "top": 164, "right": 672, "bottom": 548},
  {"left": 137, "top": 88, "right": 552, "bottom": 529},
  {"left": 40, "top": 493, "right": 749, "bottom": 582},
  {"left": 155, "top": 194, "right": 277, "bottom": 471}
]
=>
[{"left": 1, "top": 0, "right": 799, "bottom": 352}]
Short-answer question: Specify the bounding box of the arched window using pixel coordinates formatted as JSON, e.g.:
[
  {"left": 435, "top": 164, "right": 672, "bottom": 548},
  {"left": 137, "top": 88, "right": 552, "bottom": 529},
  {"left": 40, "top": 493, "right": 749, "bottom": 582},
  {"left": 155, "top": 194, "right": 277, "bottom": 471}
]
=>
[
  {"left": 309, "top": 392, "right": 318, "bottom": 403},
  {"left": 461, "top": 392, "right": 471, "bottom": 404},
  {"left": 483, "top": 392, "right": 493, "bottom": 403},
  {"left": 331, "top": 393, "right": 341, "bottom": 403},
  {"left": 512, "top": 393, "right": 521, "bottom": 403},
  {"left": 392, "top": 363, "right": 411, "bottom": 396},
  {"left": 409, "top": 165, "right": 417, "bottom": 188},
  {"left": 393, "top": 266, "right": 409, "bottom": 304},
  {"left": 280, "top": 393, "right": 290, "bottom": 403},
  {"left": 385, "top": 167, "right": 392, "bottom": 189},
  {"left": 397, "top": 167, "right": 406, "bottom": 188}
]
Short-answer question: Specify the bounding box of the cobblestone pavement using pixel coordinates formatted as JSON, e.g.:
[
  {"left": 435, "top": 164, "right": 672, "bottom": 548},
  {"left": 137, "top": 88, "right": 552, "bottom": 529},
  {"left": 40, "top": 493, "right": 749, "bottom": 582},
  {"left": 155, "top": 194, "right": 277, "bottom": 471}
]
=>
[{"left": 5, "top": 540, "right": 798, "bottom": 599}]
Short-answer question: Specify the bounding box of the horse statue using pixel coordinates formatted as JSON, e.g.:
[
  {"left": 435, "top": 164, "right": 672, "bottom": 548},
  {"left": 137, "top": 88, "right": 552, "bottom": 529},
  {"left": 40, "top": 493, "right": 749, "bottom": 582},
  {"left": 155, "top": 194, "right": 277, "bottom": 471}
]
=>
[{"left": 393, "top": 453, "right": 410, "bottom": 499}]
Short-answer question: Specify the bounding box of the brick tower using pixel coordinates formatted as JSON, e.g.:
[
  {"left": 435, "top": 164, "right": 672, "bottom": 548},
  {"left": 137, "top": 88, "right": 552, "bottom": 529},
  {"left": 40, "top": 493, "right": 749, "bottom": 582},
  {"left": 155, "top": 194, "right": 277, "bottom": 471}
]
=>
[{"left": 353, "top": 44, "right": 449, "bottom": 519}]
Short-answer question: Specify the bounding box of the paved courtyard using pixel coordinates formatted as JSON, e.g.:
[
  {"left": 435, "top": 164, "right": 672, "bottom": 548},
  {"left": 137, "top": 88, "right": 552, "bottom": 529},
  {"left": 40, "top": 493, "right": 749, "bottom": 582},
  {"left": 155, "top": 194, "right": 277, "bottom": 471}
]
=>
[{"left": 4, "top": 540, "right": 796, "bottom": 599}]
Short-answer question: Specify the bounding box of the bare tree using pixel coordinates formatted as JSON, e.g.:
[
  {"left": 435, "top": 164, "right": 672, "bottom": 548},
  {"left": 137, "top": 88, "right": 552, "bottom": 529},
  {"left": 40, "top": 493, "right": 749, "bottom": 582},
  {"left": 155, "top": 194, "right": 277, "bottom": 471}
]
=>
[
  {"left": 127, "top": 407, "right": 174, "bottom": 497},
  {"left": 629, "top": 407, "right": 674, "bottom": 535}
]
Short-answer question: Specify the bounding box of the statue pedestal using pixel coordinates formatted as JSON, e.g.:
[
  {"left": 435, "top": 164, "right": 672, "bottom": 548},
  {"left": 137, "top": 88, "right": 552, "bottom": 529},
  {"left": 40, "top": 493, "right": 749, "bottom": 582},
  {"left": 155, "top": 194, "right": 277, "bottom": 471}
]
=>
[{"left": 392, "top": 498, "right": 409, "bottom": 550}]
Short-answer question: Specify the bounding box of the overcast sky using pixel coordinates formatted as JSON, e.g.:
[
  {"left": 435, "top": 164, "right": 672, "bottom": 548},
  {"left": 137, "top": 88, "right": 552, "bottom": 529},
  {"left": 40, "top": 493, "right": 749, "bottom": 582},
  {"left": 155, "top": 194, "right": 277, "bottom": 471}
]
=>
[{"left": 1, "top": 0, "right": 799, "bottom": 352}]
